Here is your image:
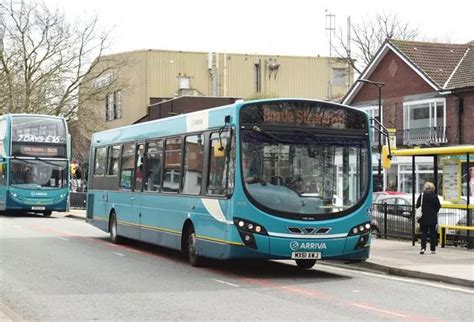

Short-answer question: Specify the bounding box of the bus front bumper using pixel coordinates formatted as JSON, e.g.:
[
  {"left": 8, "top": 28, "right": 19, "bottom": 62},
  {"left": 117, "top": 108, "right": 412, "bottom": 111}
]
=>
[
  {"left": 226, "top": 232, "right": 371, "bottom": 261},
  {"left": 6, "top": 193, "right": 68, "bottom": 212}
]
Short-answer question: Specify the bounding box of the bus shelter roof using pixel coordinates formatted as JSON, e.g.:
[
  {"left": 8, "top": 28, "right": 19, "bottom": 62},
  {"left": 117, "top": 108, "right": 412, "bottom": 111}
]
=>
[{"left": 391, "top": 145, "right": 474, "bottom": 157}]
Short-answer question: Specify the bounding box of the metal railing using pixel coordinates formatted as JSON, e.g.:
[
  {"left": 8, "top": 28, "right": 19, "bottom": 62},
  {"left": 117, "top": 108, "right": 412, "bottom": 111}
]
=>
[
  {"left": 371, "top": 202, "right": 472, "bottom": 248},
  {"left": 401, "top": 126, "right": 447, "bottom": 146},
  {"left": 70, "top": 192, "right": 86, "bottom": 209}
]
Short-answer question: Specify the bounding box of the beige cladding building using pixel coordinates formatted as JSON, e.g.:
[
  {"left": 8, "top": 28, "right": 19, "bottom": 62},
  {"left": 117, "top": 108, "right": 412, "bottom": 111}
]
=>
[{"left": 80, "top": 49, "right": 353, "bottom": 129}]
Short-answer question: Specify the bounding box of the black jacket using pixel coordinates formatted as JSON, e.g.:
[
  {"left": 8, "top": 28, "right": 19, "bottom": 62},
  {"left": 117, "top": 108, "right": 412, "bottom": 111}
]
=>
[{"left": 416, "top": 191, "right": 441, "bottom": 225}]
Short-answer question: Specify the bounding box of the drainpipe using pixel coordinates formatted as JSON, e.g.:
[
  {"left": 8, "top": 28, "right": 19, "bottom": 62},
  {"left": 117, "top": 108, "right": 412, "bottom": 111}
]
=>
[{"left": 454, "top": 94, "right": 464, "bottom": 144}]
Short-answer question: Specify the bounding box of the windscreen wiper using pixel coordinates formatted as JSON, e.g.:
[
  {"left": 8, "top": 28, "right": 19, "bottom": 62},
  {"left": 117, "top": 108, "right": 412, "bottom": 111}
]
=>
[{"left": 250, "top": 126, "right": 293, "bottom": 144}]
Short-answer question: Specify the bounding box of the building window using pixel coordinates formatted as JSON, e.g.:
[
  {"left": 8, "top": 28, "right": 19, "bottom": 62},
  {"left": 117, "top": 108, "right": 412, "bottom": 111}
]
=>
[
  {"left": 178, "top": 77, "right": 190, "bottom": 89},
  {"left": 106, "top": 90, "right": 122, "bottom": 121},
  {"left": 403, "top": 98, "right": 446, "bottom": 145},
  {"left": 398, "top": 163, "right": 435, "bottom": 194},
  {"left": 254, "top": 62, "right": 262, "bottom": 93},
  {"left": 357, "top": 105, "right": 382, "bottom": 147},
  {"left": 332, "top": 68, "right": 346, "bottom": 86}
]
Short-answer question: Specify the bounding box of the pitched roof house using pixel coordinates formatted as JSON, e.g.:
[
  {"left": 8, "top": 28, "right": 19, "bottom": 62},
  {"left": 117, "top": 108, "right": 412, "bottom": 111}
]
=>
[
  {"left": 343, "top": 39, "right": 474, "bottom": 147},
  {"left": 342, "top": 39, "right": 473, "bottom": 193}
]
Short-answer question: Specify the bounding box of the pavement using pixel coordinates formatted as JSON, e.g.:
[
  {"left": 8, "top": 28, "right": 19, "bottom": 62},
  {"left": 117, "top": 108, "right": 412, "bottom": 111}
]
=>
[{"left": 66, "top": 209, "right": 474, "bottom": 288}]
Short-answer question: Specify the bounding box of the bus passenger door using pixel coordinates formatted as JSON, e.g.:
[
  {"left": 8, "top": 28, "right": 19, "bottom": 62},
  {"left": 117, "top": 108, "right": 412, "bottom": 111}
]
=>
[
  {"left": 0, "top": 161, "right": 6, "bottom": 211},
  {"left": 115, "top": 143, "right": 140, "bottom": 240},
  {"left": 132, "top": 144, "right": 145, "bottom": 238}
]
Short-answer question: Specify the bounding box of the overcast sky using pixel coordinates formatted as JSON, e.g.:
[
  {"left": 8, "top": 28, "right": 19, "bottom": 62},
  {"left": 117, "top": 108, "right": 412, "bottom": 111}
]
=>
[{"left": 44, "top": 0, "right": 472, "bottom": 57}]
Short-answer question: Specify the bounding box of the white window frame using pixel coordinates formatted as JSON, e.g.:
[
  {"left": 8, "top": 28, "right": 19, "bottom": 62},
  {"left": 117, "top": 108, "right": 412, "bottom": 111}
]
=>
[
  {"left": 403, "top": 98, "right": 446, "bottom": 130},
  {"left": 357, "top": 105, "right": 383, "bottom": 146},
  {"left": 178, "top": 77, "right": 190, "bottom": 89},
  {"left": 105, "top": 90, "right": 122, "bottom": 122}
]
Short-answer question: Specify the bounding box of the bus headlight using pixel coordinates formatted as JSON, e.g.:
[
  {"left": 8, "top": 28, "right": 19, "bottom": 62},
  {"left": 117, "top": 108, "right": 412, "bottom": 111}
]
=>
[
  {"left": 233, "top": 218, "right": 268, "bottom": 236},
  {"left": 348, "top": 222, "right": 371, "bottom": 236},
  {"left": 348, "top": 222, "right": 371, "bottom": 249},
  {"left": 9, "top": 191, "right": 20, "bottom": 200},
  {"left": 234, "top": 218, "right": 268, "bottom": 249}
]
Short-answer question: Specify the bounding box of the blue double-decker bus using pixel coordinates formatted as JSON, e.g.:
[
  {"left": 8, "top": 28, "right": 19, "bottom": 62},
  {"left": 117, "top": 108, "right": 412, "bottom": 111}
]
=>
[
  {"left": 0, "top": 114, "right": 70, "bottom": 216},
  {"left": 86, "top": 99, "right": 372, "bottom": 268}
]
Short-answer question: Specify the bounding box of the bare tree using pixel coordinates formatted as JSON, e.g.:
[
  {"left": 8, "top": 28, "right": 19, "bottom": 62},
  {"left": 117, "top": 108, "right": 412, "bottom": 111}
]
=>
[
  {"left": 0, "top": 0, "right": 131, "bottom": 173},
  {"left": 332, "top": 12, "right": 419, "bottom": 74},
  {"left": 0, "top": 0, "right": 125, "bottom": 121}
]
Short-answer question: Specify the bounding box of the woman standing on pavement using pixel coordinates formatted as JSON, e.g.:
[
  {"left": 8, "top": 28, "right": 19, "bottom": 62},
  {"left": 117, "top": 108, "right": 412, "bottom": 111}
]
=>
[{"left": 416, "top": 182, "right": 441, "bottom": 254}]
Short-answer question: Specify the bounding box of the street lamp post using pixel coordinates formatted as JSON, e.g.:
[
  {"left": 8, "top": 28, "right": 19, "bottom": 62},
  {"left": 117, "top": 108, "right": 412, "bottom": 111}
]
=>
[{"left": 356, "top": 79, "right": 385, "bottom": 191}]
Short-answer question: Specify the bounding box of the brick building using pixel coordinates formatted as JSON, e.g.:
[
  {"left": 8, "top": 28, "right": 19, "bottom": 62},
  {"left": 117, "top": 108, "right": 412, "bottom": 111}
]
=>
[{"left": 343, "top": 39, "right": 474, "bottom": 193}]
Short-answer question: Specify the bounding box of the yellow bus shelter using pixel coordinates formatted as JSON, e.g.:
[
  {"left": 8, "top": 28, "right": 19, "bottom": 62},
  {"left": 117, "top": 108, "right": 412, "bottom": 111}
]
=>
[{"left": 386, "top": 145, "right": 473, "bottom": 247}]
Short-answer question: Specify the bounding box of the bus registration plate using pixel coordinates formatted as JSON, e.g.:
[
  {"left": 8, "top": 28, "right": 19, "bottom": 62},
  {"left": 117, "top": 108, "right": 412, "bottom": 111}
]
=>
[
  {"left": 32, "top": 206, "right": 45, "bottom": 210},
  {"left": 291, "top": 252, "right": 321, "bottom": 259}
]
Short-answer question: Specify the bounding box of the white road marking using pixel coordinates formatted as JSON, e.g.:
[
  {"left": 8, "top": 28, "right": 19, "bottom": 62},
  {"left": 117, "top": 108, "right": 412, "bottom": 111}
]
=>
[
  {"left": 56, "top": 237, "right": 69, "bottom": 241},
  {"left": 318, "top": 263, "right": 474, "bottom": 294},
  {"left": 351, "top": 303, "right": 407, "bottom": 318},
  {"left": 112, "top": 252, "right": 125, "bottom": 257},
  {"left": 212, "top": 279, "right": 240, "bottom": 287}
]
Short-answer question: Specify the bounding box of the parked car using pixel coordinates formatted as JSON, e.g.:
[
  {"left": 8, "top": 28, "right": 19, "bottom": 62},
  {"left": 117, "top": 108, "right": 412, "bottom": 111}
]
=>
[
  {"left": 372, "top": 193, "right": 468, "bottom": 239},
  {"left": 373, "top": 191, "right": 406, "bottom": 204},
  {"left": 372, "top": 193, "right": 415, "bottom": 238}
]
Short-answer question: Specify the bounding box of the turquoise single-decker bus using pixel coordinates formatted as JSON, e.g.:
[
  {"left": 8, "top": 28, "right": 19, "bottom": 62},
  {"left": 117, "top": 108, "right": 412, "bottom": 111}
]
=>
[
  {"left": 0, "top": 114, "right": 70, "bottom": 216},
  {"left": 86, "top": 99, "right": 372, "bottom": 268}
]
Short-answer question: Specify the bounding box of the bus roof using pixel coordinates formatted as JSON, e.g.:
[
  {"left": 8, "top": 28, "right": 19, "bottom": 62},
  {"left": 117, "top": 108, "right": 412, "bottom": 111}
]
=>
[
  {"left": 2, "top": 113, "right": 66, "bottom": 120},
  {"left": 91, "top": 101, "right": 240, "bottom": 146},
  {"left": 90, "top": 98, "right": 361, "bottom": 147}
]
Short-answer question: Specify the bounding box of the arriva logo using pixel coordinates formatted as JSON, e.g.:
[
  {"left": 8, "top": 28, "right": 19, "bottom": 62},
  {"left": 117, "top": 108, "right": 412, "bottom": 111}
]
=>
[
  {"left": 289, "top": 241, "right": 327, "bottom": 251},
  {"left": 31, "top": 192, "right": 47, "bottom": 196}
]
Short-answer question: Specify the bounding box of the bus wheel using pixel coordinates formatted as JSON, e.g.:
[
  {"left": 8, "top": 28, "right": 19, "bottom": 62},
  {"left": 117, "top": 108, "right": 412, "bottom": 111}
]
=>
[
  {"left": 43, "top": 211, "right": 52, "bottom": 217},
  {"left": 185, "top": 226, "right": 203, "bottom": 267},
  {"left": 109, "top": 212, "right": 120, "bottom": 244},
  {"left": 295, "top": 259, "right": 316, "bottom": 269}
]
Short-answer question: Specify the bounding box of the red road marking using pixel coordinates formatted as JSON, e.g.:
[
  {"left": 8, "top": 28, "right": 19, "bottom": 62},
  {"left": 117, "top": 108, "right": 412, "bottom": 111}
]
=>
[{"left": 23, "top": 221, "right": 440, "bottom": 321}]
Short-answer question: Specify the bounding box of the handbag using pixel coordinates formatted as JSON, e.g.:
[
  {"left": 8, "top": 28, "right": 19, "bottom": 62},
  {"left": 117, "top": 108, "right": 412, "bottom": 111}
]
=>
[{"left": 415, "top": 193, "right": 423, "bottom": 220}]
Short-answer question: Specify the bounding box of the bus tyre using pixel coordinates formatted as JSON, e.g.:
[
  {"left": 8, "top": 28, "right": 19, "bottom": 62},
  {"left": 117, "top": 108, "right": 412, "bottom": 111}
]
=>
[
  {"left": 295, "top": 259, "right": 316, "bottom": 269},
  {"left": 43, "top": 211, "right": 52, "bottom": 217},
  {"left": 109, "top": 213, "right": 120, "bottom": 244},
  {"left": 185, "top": 226, "right": 203, "bottom": 267}
]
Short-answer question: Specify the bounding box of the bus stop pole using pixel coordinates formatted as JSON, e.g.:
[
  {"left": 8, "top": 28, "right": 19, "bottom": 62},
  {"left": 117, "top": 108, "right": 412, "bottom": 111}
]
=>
[
  {"left": 412, "top": 155, "right": 416, "bottom": 246},
  {"left": 434, "top": 155, "right": 438, "bottom": 246},
  {"left": 467, "top": 153, "right": 471, "bottom": 246}
]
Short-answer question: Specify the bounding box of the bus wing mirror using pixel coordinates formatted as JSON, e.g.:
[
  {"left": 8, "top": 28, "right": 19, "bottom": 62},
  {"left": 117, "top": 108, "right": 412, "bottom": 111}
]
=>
[
  {"left": 213, "top": 143, "right": 225, "bottom": 158},
  {"left": 382, "top": 145, "right": 392, "bottom": 169}
]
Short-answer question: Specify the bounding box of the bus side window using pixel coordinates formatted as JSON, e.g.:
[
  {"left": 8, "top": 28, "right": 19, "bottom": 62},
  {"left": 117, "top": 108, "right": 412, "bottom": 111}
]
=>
[
  {"left": 163, "top": 137, "right": 182, "bottom": 193},
  {"left": 182, "top": 134, "right": 204, "bottom": 195},
  {"left": 0, "top": 163, "right": 6, "bottom": 186},
  {"left": 134, "top": 144, "right": 145, "bottom": 192},
  {"left": 107, "top": 145, "right": 120, "bottom": 176},
  {"left": 120, "top": 144, "right": 135, "bottom": 191},
  {"left": 94, "top": 147, "right": 107, "bottom": 176},
  {"left": 207, "top": 131, "right": 232, "bottom": 196},
  {"left": 144, "top": 140, "right": 163, "bottom": 192}
]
